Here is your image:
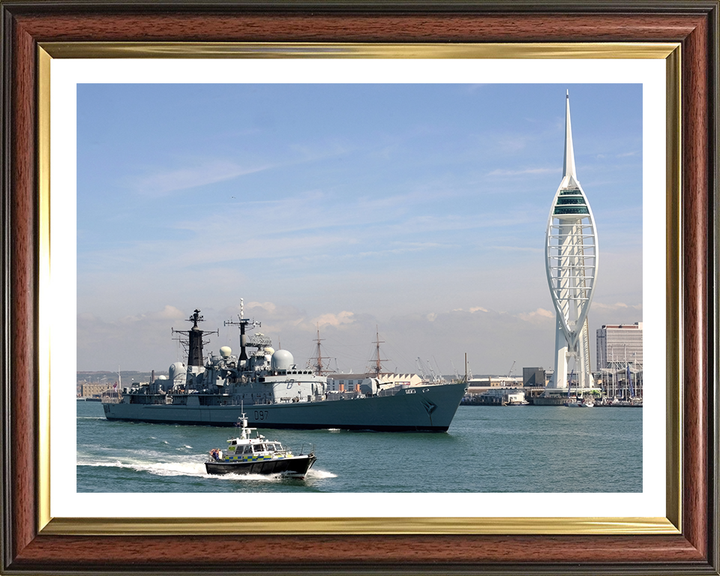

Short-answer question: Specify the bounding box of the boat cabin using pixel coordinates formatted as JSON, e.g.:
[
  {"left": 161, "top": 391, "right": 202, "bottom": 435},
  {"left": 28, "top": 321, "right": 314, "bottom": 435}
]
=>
[{"left": 226, "top": 440, "right": 284, "bottom": 455}]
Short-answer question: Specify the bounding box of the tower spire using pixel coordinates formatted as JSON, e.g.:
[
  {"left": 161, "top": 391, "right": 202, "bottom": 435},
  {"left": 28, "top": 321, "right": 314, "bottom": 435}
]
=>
[
  {"left": 544, "top": 93, "right": 598, "bottom": 392},
  {"left": 563, "top": 90, "right": 577, "bottom": 179}
]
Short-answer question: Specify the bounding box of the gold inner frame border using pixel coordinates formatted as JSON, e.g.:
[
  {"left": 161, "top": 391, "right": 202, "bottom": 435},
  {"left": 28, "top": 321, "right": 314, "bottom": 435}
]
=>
[{"left": 37, "top": 41, "right": 682, "bottom": 537}]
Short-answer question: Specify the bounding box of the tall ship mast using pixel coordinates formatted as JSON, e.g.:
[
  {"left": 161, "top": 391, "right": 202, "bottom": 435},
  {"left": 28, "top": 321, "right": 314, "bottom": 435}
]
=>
[
  {"left": 310, "top": 325, "right": 332, "bottom": 376},
  {"left": 369, "top": 326, "right": 388, "bottom": 377}
]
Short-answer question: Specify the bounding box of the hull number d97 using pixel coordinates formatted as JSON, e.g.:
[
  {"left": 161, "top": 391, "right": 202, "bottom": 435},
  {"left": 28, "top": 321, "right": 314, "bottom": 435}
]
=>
[{"left": 253, "top": 410, "right": 269, "bottom": 421}]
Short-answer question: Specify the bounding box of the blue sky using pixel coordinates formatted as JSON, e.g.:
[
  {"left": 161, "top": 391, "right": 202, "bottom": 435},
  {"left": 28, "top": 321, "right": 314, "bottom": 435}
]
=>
[{"left": 77, "top": 83, "right": 642, "bottom": 374}]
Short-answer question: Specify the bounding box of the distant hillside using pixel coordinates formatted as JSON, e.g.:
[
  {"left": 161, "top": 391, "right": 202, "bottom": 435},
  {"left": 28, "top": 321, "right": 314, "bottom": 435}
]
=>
[{"left": 77, "top": 370, "right": 168, "bottom": 384}]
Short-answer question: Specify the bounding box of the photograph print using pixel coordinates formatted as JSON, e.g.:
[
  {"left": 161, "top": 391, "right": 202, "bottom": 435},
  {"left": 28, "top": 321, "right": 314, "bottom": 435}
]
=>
[{"left": 76, "top": 82, "right": 643, "bottom": 494}]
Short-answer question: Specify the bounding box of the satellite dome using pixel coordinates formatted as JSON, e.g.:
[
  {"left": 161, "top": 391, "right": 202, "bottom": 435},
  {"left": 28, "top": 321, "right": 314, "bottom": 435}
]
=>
[
  {"left": 271, "top": 349, "right": 294, "bottom": 371},
  {"left": 219, "top": 346, "right": 232, "bottom": 358},
  {"left": 168, "top": 362, "right": 187, "bottom": 383},
  {"left": 264, "top": 347, "right": 275, "bottom": 355}
]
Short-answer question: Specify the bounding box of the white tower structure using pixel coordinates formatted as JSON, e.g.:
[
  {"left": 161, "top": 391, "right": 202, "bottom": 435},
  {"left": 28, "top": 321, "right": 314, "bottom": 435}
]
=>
[{"left": 545, "top": 92, "right": 599, "bottom": 390}]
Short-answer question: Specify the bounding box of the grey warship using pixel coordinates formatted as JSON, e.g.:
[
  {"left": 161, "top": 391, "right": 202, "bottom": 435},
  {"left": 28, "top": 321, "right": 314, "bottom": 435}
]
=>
[{"left": 102, "top": 307, "right": 467, "bottom": 432}]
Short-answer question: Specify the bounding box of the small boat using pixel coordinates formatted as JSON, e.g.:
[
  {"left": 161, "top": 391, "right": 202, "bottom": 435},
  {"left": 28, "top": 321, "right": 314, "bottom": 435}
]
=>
[
  {"left": 205, "top": 412, "right": 316, "bottom": 478},
  {"left": 565, "top": 397, "right": 594, "bottom": 408}
]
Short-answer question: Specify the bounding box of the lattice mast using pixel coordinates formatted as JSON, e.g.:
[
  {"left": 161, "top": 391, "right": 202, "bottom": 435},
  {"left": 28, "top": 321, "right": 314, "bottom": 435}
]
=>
[
  {"left": 224, "top": 298, "right": 261, "bottom": 363},
  {"left": 545, "top": 92, "right": 599, "bottom": 389}
]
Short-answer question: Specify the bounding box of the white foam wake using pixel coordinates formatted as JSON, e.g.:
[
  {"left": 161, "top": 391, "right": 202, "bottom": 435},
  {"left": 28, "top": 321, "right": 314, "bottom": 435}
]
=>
[
  {"left": 306, "top": 468, "right": 337, "bottom": 479},
  {"left": 78, "top": 455, "right": 337, "bottom": 482},
  {"left": 78, "top": 458, "right": 206, "bottom": 477}
]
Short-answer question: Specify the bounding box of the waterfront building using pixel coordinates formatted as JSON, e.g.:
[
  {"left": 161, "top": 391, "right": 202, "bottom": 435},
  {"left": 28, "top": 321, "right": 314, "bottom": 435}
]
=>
[
  {"left": 596, "top": 322, "right": 643, "bottom": 398},
  {"left": 80, "top": 382, "right": 117, "bottom": 398},
  {"left": 326, "top": 373, "right": 421, "bottom": 393},
  {"left": 522, "top": 367, "right": 546, "bottom": 387},
  {"left": 471, "top": 388, "right": 527, "bottom": 406},
  {"left": 544, "top": 92, "right": 599, "bottom": 391},
  {"left": 596, "top": 322, "right": 643, "bottom": 369}
]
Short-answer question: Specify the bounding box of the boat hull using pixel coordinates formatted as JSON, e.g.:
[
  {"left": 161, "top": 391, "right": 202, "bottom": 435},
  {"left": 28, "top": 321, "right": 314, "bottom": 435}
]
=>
[
  {"left": 103, "top": 382, "right": 467, "bottom": 432},
  {"left": 205, "top": 454, "right": 316, "bottom": 476}
]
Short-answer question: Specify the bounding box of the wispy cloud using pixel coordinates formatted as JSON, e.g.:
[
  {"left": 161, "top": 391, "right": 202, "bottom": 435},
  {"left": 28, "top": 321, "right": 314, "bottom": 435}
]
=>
[
  {"left": 592, "top": 301, "right": 642, "bottom": 311},
  {"left": 133, "top": 159, "right": 272, "bottom": 196},
  {"left": 121, "top": 305, "right": 187, "bottom": 323},
  {"left": 130, "top": 136, "right": 354, "bottom": 198},
  {"left": 517, "top": 308, "right": 555, "bottom": 323},
  {"left": 310, "top": 311, "right": 356, "bottom": 329},
  {"left": 487, "top": 167, "right": 557, "bottom": 177}
]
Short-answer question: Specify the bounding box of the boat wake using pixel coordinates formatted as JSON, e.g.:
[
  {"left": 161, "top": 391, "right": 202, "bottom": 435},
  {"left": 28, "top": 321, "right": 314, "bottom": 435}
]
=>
[
  {"left": 202, "top": 467, "right": 336, "bottom": 482},
  {"left": 306, "top": 468, "right": 337, "bottom": 479},
  {"left": 78, "top": 457, "right": 206, "bottom": 478},
  {"left": 78, "top": 455, "right": 336, "bottom": 482}
]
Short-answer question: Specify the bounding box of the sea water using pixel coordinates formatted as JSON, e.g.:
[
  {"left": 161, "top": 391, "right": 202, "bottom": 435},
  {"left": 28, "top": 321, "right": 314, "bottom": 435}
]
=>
[{"left": 77, "top": 401, "right": 641, "bottom": 493}]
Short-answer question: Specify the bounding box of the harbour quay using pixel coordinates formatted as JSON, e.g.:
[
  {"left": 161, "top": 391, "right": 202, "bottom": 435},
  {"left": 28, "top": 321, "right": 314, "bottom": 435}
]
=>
[{"left": 461, "top": 365, "right": 643, "bottom": 407}]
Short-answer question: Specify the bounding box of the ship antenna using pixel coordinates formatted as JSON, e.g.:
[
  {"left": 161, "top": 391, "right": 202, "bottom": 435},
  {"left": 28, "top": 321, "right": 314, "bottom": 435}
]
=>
[
  {"left": 171, "top": 309, "right": 219, "bottom": 367},
  {"left": 224, "top": 298, "right": 261, "bottom": 362}
]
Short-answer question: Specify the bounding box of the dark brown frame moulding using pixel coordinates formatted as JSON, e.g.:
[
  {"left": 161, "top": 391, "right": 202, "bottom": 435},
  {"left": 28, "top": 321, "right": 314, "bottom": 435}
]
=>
[{"left": 1, "top": 1, "right": 718, "bottom": 574}]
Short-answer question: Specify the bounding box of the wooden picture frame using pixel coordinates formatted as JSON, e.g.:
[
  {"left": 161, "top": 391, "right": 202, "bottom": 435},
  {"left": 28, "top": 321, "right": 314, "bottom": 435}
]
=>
[{"left": 1, "top": 1, "right": 717, "bottom": 573}]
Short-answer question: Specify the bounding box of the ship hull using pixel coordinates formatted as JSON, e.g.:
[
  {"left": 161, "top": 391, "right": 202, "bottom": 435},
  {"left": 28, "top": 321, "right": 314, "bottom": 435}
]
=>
[
  {"left": 205, "top": 454, "right": 316, "bottom": 476},
  {"left": 103, "top": 382, "right": 467, "bottom": 432}
]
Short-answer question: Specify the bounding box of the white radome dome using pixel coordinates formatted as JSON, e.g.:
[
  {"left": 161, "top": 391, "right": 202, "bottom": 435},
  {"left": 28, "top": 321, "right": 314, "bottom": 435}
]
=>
[
  {"left": 169, "top": 362, "right": 187, "bottom": 383},
  {"left": 271, "top": 349, "right": 294, "bottom": 371},
  {"left": 219, "top": 346, "right": 232, "bottom": 358}
]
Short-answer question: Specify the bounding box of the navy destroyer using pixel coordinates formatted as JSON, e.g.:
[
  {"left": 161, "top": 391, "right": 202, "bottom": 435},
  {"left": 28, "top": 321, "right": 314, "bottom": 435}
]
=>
[{"left": 102, "top": 306, "right": 467, "bottom": 432}]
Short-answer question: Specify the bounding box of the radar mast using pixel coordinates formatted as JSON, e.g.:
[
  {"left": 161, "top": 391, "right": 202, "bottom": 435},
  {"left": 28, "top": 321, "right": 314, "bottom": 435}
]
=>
[
  {"left": 171, "top": 309, "right": 219, "bottom": 367},
  {"left": 224, "top": 298, "right": 262, "bottom": 362}
]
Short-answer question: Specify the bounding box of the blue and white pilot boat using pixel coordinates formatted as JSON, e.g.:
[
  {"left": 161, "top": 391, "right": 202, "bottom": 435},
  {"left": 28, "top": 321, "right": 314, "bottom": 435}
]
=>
[{"left": 205, "top": 412, "right": 316, "bottom": 477}]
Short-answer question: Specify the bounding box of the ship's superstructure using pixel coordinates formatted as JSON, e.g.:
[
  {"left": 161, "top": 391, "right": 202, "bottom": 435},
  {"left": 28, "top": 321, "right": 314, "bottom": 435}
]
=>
[
  {"left": 544, "top": 92, "right": 599, "bottom": 390},
  {"left": 102, "top": 303, "right": 467, "bottom": 432}
]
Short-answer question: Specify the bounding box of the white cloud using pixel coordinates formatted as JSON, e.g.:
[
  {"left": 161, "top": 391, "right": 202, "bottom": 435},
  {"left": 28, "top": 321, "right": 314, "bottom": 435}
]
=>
[
  {"left": 133, "top": 159, "right": 272, "bottom": 196},
  {"left": 487, "top": 167, "right": 557, "bottom": 177},
  {"left": 310, "top": 311, "right": 355, "bottom": 328},
  {"left": 78, "top": 301, "right": 640, "bottom": 375},
  {"left": 517, "top": 308, "right": 555, "bottom": 323},
  {"left": 121, "top": 305, "right": 186, "bottom": 323},
  {"left": 245, "top": 301, "right": 277, "bottom": 314},
  {"left": 592, "top": 301, "right": 642, "bottom": 311}
]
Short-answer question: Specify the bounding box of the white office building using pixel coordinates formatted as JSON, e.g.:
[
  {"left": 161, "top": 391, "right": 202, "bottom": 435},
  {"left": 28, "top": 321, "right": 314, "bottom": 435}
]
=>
[{"left": 596, "top": 322, "right": 643, "bottom": 369}]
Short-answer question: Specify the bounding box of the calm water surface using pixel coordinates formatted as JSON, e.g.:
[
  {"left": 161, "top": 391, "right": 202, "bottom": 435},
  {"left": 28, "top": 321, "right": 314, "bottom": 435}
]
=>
[{"left": 77, "top": 401, "right": 641, "bottom": 493}]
